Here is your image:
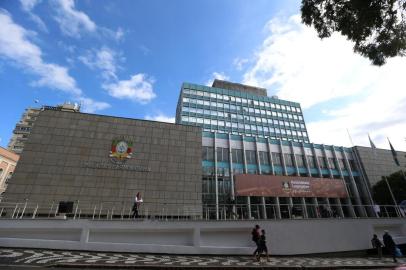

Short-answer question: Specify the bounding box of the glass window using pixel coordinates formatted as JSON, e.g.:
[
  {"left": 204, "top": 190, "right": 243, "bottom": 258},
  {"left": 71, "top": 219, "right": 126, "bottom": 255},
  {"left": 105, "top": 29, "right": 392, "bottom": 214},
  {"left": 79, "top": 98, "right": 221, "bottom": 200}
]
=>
[
  {"left": 218, "top": 120, "right": 224, "bottom": 126},
  {"left": 272, "top": 152, "right": 282, "bottom": 165},
  {"left": 284, "top": 154, "right": 294, "bottom": 167},
  {"left": 281, "top": 105, "right": 286, "bottom": 110},
  {"left": 270, "top": 103, "right": 276, "bottom": 109},
  {"left": 338, "top": 159, "right": 346, "bottom": 170},
  {"left": 253, "top": 100, "right": 259, "bottom": 106},
  {"left": 226, "top": 121, "right": 231, "bottom": 127},
  {"left": 236, "top": 97, "right": 241, "bottom": 103},
  {"left": 202, "top": 146, "right": 214, "bottom": 161},
  {"left": 307, "top": 155, "right": 316, "bottom": 168},
  {"left": 260, "top": 109, "right": 266, "bottom": 115},
  {"left": 232, "top": 149, "right": 243, "bottom": 163},
  {"left": 259, "top": 151, "right": 270, "bottom": 165},
  {"left": 204, "top": 118, "right": 210, "bottom": 124},
  {"left": 318, "top": 156, "right": 328, "bottom": 169},
  {"left": 182, "top": 116, "right": 189, "bottom": 122},
  {"left": 245, "top": 150, "right": 257, "bottom": 164},
  {"left": 183, "top": 97, "right": 189, "bottom": 102},
  {"left": 296, "top": 155, "right": 306, "bottom": 167},
  {"left": 241, "top": 98, "right": 247, "bottom": 104},
  {"left": 232, "top": 122, "right": 238, "bottom": 128},
  {"left": 211, "top": 119, "right": 218, "bottom": 126},
  {"left": 328, "top": 158, "right": 337, "bottom": 170},
  {"left": 259, "top": 101, "right": 265, "bottom": 107},
  {"left": 276, "top": 104, "right": 281, "bottom": 109},
  {"left": 230, "top": 96, "right": 236, "bottom": 102},
  {"left": 216, "top": 147, "right": 229, "bottom": 162}
]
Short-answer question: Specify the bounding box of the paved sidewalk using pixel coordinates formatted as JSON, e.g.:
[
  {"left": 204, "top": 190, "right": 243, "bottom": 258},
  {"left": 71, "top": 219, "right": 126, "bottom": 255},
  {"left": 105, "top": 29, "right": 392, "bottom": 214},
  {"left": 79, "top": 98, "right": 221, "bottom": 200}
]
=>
[{"left": 0, "top": 248, "right": 404, "bottom": 269}]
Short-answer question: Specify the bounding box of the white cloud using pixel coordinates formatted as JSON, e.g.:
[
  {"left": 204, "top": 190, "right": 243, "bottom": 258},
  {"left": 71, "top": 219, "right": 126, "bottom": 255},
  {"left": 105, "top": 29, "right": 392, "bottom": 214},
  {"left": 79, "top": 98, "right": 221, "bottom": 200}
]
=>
[
  {"left": 205, "top": 72, "right": 230, "bottom": 86},
  {"left": 233, "top": 58, "right": 249, "bottom": 71},
  {"left": 103, "top": 74, "right": 156, "bottom": 104},
  {"left": 79, "top": 46, "right": 122, "bottom": 80},
  {"left": 52, "top": 0, "right": 96, "bottom": 38},
  {"left": 0, "top": 10, "right": 109, "bottom": 113},
  {"left": 145, "top": 113, "right": 175, "bottom": 123},
  {"left": 241, "top": 15, "right": 406, "bottom": 151},
  {"left": 78, "top": 97, "right": 110, "bottom": 113},
  {"left": 19, "top": 0, "right": 47, "bottom": 32}
]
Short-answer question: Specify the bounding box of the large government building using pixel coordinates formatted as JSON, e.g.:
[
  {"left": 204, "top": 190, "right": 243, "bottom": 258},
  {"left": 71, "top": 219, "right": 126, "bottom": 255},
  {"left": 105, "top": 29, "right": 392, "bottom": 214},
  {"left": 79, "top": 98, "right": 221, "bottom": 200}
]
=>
[{"left": 2, "top": 80, "right": 404, "bottom": 220}]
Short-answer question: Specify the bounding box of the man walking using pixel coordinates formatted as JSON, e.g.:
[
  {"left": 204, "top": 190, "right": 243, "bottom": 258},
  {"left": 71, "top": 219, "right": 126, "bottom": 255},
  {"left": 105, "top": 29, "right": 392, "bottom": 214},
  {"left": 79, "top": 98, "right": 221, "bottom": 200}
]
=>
[
  {"left": 251, "top": 225, "right": 261, "bottom": 260},
  {"left": 383, "top": 231, "right": 397, "bottom": 263},
  {"left": 371, "top": 234, "right": 383, "bottom": 259}
]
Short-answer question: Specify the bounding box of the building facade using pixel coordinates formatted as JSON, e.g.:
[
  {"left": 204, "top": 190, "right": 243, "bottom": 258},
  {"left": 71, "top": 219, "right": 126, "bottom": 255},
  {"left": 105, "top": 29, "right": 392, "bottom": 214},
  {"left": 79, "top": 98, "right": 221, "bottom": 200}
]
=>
[
  {"left": 354, "top": 146, "right": 406, "bottom": 187},
  {"left": 8, "top": 103, "right": 80, "bottom": 154},
  {"left": 176, "top": 80, "right": 309, "bottom": 143},
  {"left": 7, "top": 108, "right": 40, "bottom": 154},
  {"left": 176, "top": 80, "right": 375, "bottom": 220},
  {"left": 0, "top": 147, "right": 19, "bottom": 200},
  {"left": 3, "top": 108, "right": 202, "bottom": 217}
]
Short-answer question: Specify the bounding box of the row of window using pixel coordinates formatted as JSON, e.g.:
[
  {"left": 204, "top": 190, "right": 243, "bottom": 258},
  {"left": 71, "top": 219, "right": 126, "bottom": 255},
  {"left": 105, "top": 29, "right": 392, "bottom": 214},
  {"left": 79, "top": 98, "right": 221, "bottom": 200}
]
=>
[
  {"left": 182, "top": 114, "right": 306, "bottom": 130},
  {"left": 182, "top": 89, "right": 301, "bottom": 113},
  {"left": 202, "top": 147, "right": 357, "bottom": 171},
  {"left": 182, "top": 117, "right": 308, "bottom": 137},
  {"left": 202, "top": 129, "right": 310, "bottom": 143},
  {"left": 182, "top": 99, "right": 304, "bottom": 121}
]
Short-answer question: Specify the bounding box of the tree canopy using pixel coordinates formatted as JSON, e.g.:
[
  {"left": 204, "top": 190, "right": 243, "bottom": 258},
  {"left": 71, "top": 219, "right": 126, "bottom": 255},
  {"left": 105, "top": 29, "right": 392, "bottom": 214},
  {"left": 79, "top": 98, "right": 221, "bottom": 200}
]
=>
[
  {"left": 301, "top": 0, "right": 406, "bottom": 65},
  {"left": 372, "top": 170, "right": 406, "bottom": 205}
]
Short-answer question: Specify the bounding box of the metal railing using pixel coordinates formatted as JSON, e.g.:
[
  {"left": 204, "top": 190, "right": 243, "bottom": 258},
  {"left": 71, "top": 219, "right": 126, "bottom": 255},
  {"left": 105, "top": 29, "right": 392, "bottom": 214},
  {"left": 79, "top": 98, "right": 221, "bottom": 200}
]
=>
[{"left": 0, "top": 200, "right": 404, "bottom": 221}]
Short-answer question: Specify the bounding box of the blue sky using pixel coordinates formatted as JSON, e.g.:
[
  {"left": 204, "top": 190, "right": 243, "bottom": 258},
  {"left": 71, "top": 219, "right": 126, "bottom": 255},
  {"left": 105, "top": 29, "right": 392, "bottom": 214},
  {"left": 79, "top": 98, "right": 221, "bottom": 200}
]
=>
[{"left": 1, "top": 0, "right": 405, "bottom": 151}]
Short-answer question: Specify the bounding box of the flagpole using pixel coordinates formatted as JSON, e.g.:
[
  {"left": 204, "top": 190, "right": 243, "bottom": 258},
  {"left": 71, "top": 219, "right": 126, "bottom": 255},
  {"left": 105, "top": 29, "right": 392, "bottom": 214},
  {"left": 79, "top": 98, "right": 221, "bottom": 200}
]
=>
[
  {"left": 347, "top": 129, "right": 376, "bottom": 215},
  {"left": 383, "top": 176, "right": 402, "bottom": 217}
]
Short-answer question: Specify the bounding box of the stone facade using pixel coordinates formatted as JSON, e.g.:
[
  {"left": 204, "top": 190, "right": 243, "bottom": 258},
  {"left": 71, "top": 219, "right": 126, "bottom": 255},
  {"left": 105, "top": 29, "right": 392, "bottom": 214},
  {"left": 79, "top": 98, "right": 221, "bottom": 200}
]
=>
[
  {"left": 3, "top": 109, "right": 202, "bottom": 216},
  {"left": 0, "top": 147, "right": 19, "bottom": 200},
  {"left": 354, "top": 146, "right": 406, "bottom": 187}
]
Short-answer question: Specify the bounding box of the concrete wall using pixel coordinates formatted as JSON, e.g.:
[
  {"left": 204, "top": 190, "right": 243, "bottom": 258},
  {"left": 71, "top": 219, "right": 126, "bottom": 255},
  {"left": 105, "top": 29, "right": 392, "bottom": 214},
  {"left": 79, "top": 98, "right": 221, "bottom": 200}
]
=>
[
  {"left": 2, "top": 110, "right": 202, "bottom": 215},
  {"left": 0, "top": 218, "right": 405, "bottom": 255},
  {"left": 355, "top": 146, "right": 406, "bottom": 187}
]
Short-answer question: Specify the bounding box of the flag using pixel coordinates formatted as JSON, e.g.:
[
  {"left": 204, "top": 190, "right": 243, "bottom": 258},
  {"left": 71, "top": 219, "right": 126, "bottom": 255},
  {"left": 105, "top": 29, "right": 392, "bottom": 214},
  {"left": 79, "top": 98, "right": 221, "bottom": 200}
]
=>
[
  {"left": 368, "top": 134, "right": 376, "bottom": 149},
  {"left": 388, "top": 138, "right": 400, "bottom": 166}
]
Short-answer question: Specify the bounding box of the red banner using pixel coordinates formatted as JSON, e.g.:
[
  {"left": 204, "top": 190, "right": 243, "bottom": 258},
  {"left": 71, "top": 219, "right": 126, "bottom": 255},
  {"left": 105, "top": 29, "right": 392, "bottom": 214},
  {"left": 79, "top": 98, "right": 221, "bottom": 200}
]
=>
[{"left": 235, "top": 174, "right": 348, "bottom": 198}]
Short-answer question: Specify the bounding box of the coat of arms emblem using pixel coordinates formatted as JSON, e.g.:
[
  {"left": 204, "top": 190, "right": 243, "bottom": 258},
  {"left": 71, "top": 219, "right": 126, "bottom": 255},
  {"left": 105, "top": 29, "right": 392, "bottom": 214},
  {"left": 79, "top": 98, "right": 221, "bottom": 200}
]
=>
[{"left": 110, "top": 139, "right": 133, "bottom": 162}]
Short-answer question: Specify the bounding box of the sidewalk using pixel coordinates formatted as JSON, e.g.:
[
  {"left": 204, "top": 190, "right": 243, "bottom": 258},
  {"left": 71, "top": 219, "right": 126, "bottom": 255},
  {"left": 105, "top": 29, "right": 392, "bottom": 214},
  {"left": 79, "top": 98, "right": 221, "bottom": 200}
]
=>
[{"left": 0, "top": 248, "right": 404, "bottom": 269}]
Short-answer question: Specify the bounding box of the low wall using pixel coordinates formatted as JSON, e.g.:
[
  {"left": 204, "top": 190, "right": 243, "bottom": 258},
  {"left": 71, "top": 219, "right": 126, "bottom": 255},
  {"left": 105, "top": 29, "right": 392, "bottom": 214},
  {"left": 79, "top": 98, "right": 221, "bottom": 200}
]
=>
[{"left": 0, "top": 218, "right": 405, "bottom": 255}]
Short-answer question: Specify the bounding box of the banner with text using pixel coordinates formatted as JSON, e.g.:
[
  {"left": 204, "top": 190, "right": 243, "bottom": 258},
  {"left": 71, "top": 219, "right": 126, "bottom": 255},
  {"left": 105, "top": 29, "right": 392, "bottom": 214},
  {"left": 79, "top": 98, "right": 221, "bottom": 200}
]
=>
[{"left": 235, "top": 174, "right": 348, "bottom": 198}]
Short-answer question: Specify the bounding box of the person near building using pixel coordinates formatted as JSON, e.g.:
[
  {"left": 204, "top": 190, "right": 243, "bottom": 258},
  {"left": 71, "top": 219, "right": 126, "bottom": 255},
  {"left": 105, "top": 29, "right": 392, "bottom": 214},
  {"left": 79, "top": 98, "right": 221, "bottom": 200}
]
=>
[
  {"left": 371, "top": 234, "right": 383, "bottom": 259},
  {"left": 383, "top": 231, "right": 397, "bottom": 263},
  {"left": 256, "top": 229, "right": 270, "bottom": 262},
  {"left": 251, "top": 224, "right": 261, "bottom": 259},
  {"left": 132, "top": 192, "right": 143, "bottom": 218}
]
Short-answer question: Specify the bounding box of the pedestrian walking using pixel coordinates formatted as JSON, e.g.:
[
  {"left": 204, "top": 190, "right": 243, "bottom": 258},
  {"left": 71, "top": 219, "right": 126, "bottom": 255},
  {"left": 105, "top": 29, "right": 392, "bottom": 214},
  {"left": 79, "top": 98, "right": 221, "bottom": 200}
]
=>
[
  {"left": 132, "top": 192, "right": 143, "bottom": 218},
  {"left": 251, "top": 224, "right": 261, "bottom": 259},
  {"left": 371, "top": 234, "right": 383, "bottom": 259},
  {"left": 383, "top": 231, "right": 397, "bottom": 262},
  {"left": 256, "top": 229, "right": 270, "bottom": 262}
]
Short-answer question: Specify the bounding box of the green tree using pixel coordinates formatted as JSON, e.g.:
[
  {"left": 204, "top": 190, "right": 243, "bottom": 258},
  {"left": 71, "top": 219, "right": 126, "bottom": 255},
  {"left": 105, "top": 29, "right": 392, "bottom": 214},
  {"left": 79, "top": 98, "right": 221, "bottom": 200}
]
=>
[
  {"left": 301, "top": 0, "right": 406, "bottom": 65},
  {"left": 372, "top": 170, "right": 406, "bottom": 205}
]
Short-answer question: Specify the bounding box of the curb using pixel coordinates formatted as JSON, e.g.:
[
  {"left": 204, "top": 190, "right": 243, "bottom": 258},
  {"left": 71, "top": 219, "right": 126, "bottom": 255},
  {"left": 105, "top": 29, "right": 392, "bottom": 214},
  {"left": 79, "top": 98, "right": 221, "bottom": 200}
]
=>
[{"left": 49, "top": 263, "right": 399, "bottom": 269}]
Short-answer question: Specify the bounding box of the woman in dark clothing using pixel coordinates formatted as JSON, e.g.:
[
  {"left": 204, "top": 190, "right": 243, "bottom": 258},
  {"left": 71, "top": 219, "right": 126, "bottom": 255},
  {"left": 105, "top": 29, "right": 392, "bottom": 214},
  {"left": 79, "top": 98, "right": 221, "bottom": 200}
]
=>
[
  {"left": 383, "top": 231, "right": 397, "bottom": 263},
  {"left": 256, "top": 229, "right": 270, "bottom": 262},
  {"left": 371, "top": 234, "right": 383, "bottom": 259}
]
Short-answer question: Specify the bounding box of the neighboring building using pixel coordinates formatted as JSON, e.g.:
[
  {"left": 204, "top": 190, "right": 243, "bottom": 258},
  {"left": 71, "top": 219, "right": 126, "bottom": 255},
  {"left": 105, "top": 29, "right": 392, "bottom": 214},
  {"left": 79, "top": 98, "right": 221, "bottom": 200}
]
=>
[
  {"left": 0, "top": 147, "right": 19, "bottom": 200},
  {"left": 8, "top": 103, "right": 80, "bottom": 154},
  {"left": 354, "top": 146, "right": 406, "bottom": 187},
  {"left": 2, "top": 107, "right": 202, "bottom": 217},
  {"left": 176, "top": 80, "right": 374, "bottom": 220},
  {"left": 8, "top": 108, "right": 41, "bottom": 154},
  {"left": 176, "top": 80, "right": 309, "bottom": 143}
]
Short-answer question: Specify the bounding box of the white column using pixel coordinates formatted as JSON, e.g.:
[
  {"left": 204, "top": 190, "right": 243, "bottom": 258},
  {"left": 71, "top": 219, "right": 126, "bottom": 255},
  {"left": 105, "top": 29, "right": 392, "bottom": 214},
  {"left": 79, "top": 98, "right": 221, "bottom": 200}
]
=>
[
  {"left": 241, "top": 135, "right": 251, "bottom": 219},
  {"left": 255, "top": 137, "right": 267, "bottom": 219},
  {"left": 332, "top": 146, "right": 355, "bottom": 218},
  {"left": 214, "top": 132, "right": 219, "bottom": 220}
]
